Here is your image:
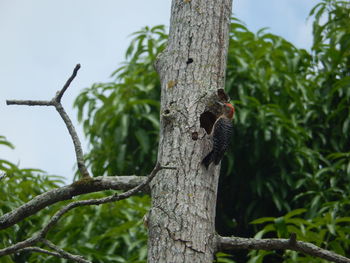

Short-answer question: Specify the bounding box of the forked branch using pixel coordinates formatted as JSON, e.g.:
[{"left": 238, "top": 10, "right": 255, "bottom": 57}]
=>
[
  {"left": 20, "top": 247, "right": 61, "bottom": 259},
  {"left": 20, "top": 244, "right": 91, "bottom": 263},
  {"left": 0, "top": 175, "right": 147, "bottom": 230},
  {"left": 6, "top": 64, "right": 89, "bottom": 178},
  {"left": 0, "top": 163, "right": 175, "bottom": 259},
  {"left": 41, "top": 239, "right": 91, "bottom": 263}
]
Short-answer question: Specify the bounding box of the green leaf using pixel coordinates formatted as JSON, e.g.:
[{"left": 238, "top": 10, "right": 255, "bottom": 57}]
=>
[
  {"left": 284, "top": 209, "right": 307, "bottom": 220},
  {"left": 250, "top": 217, "right": 275, "bottom": 225},
  {"left": 135, "top": 129, "right": 150, "bottom": 154},
  {"left": 0, "top": 136, "right": 14, "bottom": 149}
]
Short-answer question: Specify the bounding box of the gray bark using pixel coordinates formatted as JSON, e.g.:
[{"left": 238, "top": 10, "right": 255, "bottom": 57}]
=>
[
  {"left": 218, "top": 236, "right": 350, "bottom": 263},
  {"left": 0, "top": 175, "right": 147, "bottom": 230},
  {"left": 148, "top": 0, "right": 233, "bottom": 262}
]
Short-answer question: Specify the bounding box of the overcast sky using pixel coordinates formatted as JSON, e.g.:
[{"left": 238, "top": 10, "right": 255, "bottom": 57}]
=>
[{"left": 0, "top": 0, "right": 319, "bottom": 183}]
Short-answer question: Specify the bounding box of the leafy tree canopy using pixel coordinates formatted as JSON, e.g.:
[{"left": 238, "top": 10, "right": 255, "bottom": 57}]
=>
[
  {"left": 73, "top": 0, "right": 350, "bottom": 261},
  {"left": 0, "top": 136, "right": 149, "bottom": 263}
]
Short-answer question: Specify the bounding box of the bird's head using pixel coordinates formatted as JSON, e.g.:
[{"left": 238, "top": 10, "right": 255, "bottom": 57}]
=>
[{"left": 216, "top": 101, "right": 235, "bottom": 119}]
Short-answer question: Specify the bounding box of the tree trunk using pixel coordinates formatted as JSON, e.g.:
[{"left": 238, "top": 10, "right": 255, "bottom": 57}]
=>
[{"left": 148, "top": 0, "right": 233, "bottom": 262}]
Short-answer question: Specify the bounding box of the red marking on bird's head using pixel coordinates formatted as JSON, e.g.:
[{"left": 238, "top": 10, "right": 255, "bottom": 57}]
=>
[{"left": 225, "top": 103, "right": 235, "bottom": 119}]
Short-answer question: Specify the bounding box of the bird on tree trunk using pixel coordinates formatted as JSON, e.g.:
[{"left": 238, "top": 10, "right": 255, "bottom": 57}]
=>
[{"left": 202, "top": 101, "right": 235, "bottom": 169}]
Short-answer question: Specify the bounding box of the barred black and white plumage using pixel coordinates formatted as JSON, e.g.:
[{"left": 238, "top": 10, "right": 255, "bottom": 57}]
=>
[{"left": 202, "top": 102, "right": 234, "bottom": 169}]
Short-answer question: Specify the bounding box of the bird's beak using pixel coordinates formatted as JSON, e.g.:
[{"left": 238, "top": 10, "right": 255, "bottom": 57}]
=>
[
  {"left": 216, "top": 101, "right": 225, "bottom": 106},
  {"left": 216, "top": 101, "right": 232, "bottom": 110}
]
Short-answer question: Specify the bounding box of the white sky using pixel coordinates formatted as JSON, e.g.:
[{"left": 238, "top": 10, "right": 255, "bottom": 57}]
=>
[{"left": 0, "top": 0, "right": 319, "bottom": 183}]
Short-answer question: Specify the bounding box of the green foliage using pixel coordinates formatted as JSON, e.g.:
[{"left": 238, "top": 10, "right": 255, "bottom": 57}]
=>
[
  {"left": 224, "top": 1, "right": 350, "bottom": 261},
  {"left": 74, "top": 25, "right": 167, "bottom": 177},
  {"left": 0, "top": 136, "right": 65, "bottom": 263},
  {"left": 0, "top": 137, "right": 150, "bottom": 263},
  {"left": 250, "top": 208, "right": 350, "bottom": 262},
  {"left": 41, "top": 193, "right": 150, "bottom": 263},
  {"left": 222, "top": 17, "right": 317, "bottom": 223},
  {"left": 0, "top": 136, "right": 14, "bottom": 150},
  {"left": 216, "top": 252, "right": 236, "bottom": 263},
  {"left": 218, "top": 0, "right": 350, "bottom": 237},
  {"left": 0, "top": 135, "right": 16, "bottom": 173}
]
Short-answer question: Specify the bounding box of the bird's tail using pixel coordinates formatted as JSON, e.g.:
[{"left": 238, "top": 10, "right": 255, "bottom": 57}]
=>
[{"left": 202, "top": 151, "right": 214, "bottom": 170}]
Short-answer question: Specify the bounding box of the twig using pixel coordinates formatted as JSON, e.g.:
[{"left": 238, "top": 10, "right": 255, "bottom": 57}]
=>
[
  {"left": 21, "top": 245, "right": 89, "bottom": 263},
  {"left": 55, "top": 64, "right": 81, "bottom": 102},
  {"left": 20, "top": 247, "right": 61, "bottom": 258},
  {"left": 218, "top": 236, "right": 350, "bottom": 263},
  {"left": 40, "top": 162, "right": 173, "bottom": 238},
  {"left": 6, "top": 100, "right": 51, "bottom": 106},
  {"left": 0, "top": 236, "right": 37, "bottom": 256},
  {"left": 0, "top": 175, "right": 146, "bottom": 230},
  {"left": 0, "top": 163, "right": 176, "bottom": 258},
  {"left": 52, "top": 102, "right": 88, "bottom": 177},
  {"left": 41, "top": 239, "right": 91, "bottom": 263},
  {"left": 6, "top": 64, "right": 89, "bottom": 178}
]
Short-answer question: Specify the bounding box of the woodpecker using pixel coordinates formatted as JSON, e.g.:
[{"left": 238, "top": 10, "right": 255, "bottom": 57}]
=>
[{"left": 202, "top": 102, "right": 235, "bottom": 169}]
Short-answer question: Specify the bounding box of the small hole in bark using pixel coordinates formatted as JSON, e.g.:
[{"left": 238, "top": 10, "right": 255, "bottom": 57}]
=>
[
  {"left": 164, "top": 109, "right": 170, "bottom": 114},
  {"left": 191, "top": 132, "right": 198, "bottom": 140},
  {"left": 200, "top": 111, "right": 217, "bottom": 134},
  {"left": 186, "top": 58, "right": 193, "bottom": 64}
]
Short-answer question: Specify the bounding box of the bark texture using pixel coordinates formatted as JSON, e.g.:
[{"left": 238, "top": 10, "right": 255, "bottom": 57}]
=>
[{"left": 148, "top": 0, "right": 233, "bottom": 262}]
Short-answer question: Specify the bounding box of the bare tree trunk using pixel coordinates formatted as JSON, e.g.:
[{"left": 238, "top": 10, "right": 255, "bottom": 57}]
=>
[{"left": 148, "top": 0, "right": 233, "bottom": 262}]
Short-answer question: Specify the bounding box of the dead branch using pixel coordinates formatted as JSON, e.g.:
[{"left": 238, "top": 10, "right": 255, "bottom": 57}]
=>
[
  {"left": 20, "top": 243, "right": 91, "bottom": 263},
  {"left": 19, "top": 247, "right": 61, "bottom": 258},
  {"left": 41, "top": 239, "right": 91, "bottom": 263},
  {"left": 218, "top": 235, "right": 350, "bottom": 263},
  {"left": 55, "top": 64, "right": 81, "bottom": 102},
  {"left": 6, "top": 64, "right": 89, "bottom": 178},
  {"left": 20, "top": 245, "right": 89, "bottom": 263},
  {"left": 0, "top": 236, "right": 37, "bottom": 256},
  {"left": 6, "top": 100, "right": 52, "bottom": 106},
  {"left": 40, "top": 163, "right": 167, "bottom": 238},
  {"left": 0, "top": 163, "right": 175, "bottom": 258},
  {"left": 0, "top": 175, "right": 146, "bottom": 230}
]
